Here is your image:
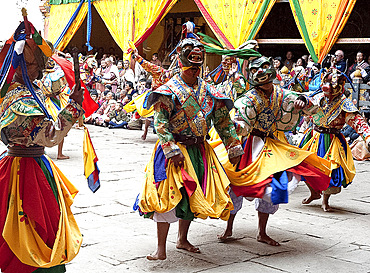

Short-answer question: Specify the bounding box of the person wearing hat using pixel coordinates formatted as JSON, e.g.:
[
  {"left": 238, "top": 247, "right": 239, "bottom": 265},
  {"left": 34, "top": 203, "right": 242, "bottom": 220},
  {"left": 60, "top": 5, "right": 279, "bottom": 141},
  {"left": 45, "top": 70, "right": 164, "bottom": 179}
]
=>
[{"left": 0, "top": 13, "right": 84, "bottom": 273}]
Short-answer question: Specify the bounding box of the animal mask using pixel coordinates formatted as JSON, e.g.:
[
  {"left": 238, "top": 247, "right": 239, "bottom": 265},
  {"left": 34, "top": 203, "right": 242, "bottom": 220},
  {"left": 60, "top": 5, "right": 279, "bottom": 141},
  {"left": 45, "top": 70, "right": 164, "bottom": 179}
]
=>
[{"left": 248, "top": 56, "right": 276, "bottom": 86}]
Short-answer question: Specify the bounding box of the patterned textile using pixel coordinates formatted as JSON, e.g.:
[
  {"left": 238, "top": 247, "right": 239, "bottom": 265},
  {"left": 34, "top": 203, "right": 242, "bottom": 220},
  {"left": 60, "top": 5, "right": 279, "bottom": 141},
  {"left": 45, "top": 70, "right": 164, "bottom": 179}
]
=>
[
  {"left": 209, "top": 85, "right": 331, "bottom": 201},
  {"left": 139, "top": 74, "right": 243, "bottom": 221},
  {"left": 290, "top": 0, "right": 356, "bottom": 63},
  {"left": 0, "top": 82, "right": 83, "bottom": 272},
  {"left": 234, "top": 85, "right": 310, "bottom": 135},
  {"left": 149, "top": 74, "right": 241, "bottom": 159},
  {"left": 136, "top": 55, "right": 176, "bottom": 90},
  {"left": 0, "top": 84, "right": 83, "bottom": 147},
  {"left": 300, "top": 92, "right": 370, "bottom": 192}
]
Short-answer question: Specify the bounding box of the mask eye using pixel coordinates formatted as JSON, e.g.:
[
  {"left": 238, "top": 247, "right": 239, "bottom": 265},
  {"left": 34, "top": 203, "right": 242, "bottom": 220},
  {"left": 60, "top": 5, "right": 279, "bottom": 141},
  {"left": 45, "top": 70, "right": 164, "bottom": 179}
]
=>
[
  {"left": 262, "top": 64, "right": 270, "bottom": 69},
  {"left": 250, "top": 68, "right": 257, "bottom": 74}
]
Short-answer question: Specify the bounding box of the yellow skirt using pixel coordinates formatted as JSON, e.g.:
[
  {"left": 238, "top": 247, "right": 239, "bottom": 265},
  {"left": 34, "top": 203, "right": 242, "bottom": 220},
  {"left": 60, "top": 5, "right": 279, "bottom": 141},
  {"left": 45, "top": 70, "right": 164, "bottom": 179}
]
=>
[
  {"left": 300, "top": 130, "right": 355, "bottom": 191},
  {"left": 0, "top": 154, "right": 82, "bottom": 270},
  {"left": 139, "top": 141, "right": 234, "bottom": 221}
]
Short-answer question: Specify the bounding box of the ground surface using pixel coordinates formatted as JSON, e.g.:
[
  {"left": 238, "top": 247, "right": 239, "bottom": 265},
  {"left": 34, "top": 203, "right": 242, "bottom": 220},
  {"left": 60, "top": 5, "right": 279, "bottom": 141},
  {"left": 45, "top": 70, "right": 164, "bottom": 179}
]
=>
[{"left": 2, "top": 125, "right": 370, "bottom": 273}]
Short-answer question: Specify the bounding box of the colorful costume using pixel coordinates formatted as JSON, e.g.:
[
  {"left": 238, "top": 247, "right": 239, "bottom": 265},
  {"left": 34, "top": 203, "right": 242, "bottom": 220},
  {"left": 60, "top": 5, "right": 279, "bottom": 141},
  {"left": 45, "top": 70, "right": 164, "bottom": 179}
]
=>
[
  {"left": 299, "top": 69, "right": 370, "bottom": 194},
  {"left": 139, "top": 73, "right": 244, "bottom": 221},
  {"left": 0, "top": 84, "right": 83, "bottom": 273},
  {"left": 36, "top": 59, "right": 71, "bottom": 120},
  {"left": 0, "top": 19, "right": 83, "bottom": 273},
  {"left": 210, "top": 57, "right": 331, "bottom": 215}
]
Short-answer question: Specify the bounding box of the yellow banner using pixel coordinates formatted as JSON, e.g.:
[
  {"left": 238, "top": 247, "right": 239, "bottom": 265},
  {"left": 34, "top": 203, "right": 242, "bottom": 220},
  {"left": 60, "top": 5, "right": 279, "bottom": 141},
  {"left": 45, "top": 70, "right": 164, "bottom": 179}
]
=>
[
  {"left": 290, "top": 0, "right": 356, "bottom": 63},
  {"left": 195, "top": 0, "right": 276, "bottom": 49},
  {"left": 48, "top": 3, "right": 88, "bottom": 51},
  {"left": 93, "top": 0, "right": 134, "bottom": 58}
]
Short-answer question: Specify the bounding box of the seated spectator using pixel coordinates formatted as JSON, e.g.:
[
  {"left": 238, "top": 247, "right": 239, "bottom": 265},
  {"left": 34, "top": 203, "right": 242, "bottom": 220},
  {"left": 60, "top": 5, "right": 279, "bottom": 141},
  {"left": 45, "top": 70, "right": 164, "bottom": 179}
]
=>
[
  {"left": 309, "top": 63, "right": 322, "bottom": 91},
  {"left": 125, "top": 81, "right": 136, "bottom": 100},
  {"left": 127, "top": 110, "right": 143, "bottom": 130},
  {"left": 279, "top": 66, "right": 291, "bottom": 86},
  {"left": 332, "top": 50, "right": 347, "bottom": 72},
  {"left": 292, "top": 57, "right": 306, "bottom": 76},
  {"left": 348, "top": 51, "right": 369, "bottom": 79},
  {"left": 90, "top": 89, "right": 99, "bottom": 104},
  {"left": 121, "top": 59, "right": 135, "bottom": 84},
  {"left": 116, "top": 90, "right": 126, "bottom": 103},
  {"left": 101, "top": 57, "right": 119, "bottom": 93},
  {"left": 136, "top": 78, "right": 148, "bottom": 95},
  {"left": 283, "top": 51, "right": 294, "bottom": 71},
  {"left": 349, "top": 111, "right": 370, "bottom": 160},
  {"left": 95, "top": 99, "right": 117, "bottom": 126},
  {"left": 108, "top": 102, "right": 130, "bottom": 129},
  {"left": 341, "top": 124, "right": 359, "bottom": 145}
]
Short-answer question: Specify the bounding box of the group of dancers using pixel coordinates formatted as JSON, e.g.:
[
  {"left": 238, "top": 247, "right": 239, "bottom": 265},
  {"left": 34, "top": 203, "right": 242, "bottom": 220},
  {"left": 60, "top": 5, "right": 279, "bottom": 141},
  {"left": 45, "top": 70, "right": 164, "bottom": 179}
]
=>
[
  {"left": 137, "top": 28, "right": 370, "bottom": 260},
  {"left": 1, "top": 14, "right": 370, "bottom": 272}
]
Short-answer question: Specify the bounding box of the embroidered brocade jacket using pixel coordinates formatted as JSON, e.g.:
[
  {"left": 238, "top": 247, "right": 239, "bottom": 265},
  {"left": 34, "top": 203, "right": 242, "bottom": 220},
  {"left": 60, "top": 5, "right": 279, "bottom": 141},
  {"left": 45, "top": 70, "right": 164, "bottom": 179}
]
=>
[
  {"left": 216, "top": 75, "right": 245, "bottom": 102},
  {"left": 234, "top": 85, "right": 309, "bottom": 136},
  {"left": 146, "top": 74, "right": 243, "bottom": 159},
  {"left": 0, "top": 83, "right": 83, "bottom": 147},
  {"left": 307, "top": 93, "right": 370, "bottom": 146}
]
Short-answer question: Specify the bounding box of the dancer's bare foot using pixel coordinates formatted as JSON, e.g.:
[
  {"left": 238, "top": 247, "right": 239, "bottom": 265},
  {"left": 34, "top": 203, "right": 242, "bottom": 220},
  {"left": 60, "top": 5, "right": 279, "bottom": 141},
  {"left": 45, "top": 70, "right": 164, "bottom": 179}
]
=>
[
  {"left": 146, "top": 250, "right": 166, "bottom": 260},
  {"left": 217, "top": 230, "right": 233, "bottom": 242},
  {"left": 257, "top": 234, "right": 280, "bottom": 246},
  {"left": 302, "top": 193, "right": 321, "bottom": 204},
  {"left": 176, "top": 240, "right": 200, "bottom": 253},
  {"left": 322, "top": 203, "right": 333, "bottom": 212},
  {"left": 57, "top": 155, "right": 70, "bottom": 160},
  {"left": 141, "top": 134, "right": 147, "bottom": 140}
]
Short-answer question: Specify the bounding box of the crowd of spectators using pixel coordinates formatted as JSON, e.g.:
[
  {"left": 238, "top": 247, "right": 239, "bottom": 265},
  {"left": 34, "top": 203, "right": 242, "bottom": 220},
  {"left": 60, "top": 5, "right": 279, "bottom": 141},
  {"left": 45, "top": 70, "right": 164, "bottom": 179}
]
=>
[
  {"left": 273, "top": 49, "right": 370, "bottom": 92},
  {"left": 276, "top": 49, "right": 370, "bottom": 161},
  {"left": 64, "top": 49, "right": 163, "bottom": 135}
]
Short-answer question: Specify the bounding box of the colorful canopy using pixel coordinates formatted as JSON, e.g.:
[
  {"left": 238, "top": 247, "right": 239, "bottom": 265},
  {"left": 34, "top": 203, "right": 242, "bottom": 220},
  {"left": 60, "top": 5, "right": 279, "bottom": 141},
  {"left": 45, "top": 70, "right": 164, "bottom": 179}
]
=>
[
  {"left": 48, "top": 0, "right": 357, "bottom": 62},
  {"left": 290, "top": 0, "right": 356, "bottom": 63}
]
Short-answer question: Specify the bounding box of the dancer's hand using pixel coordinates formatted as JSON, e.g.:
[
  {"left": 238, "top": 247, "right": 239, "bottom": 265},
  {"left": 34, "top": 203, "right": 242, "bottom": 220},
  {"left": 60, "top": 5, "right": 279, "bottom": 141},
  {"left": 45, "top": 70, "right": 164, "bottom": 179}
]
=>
[
  {"left": 229, "top": 155, "right": 241, "bottom": 166},
  {"left": 294, "top": 99, "right": 306, "bottom": 110},
  {"left": 70, "top": 85, "right": 84, "bottom": 106},
  {"left": 171, "top": 153, "right": 185, "bottom": 168}
]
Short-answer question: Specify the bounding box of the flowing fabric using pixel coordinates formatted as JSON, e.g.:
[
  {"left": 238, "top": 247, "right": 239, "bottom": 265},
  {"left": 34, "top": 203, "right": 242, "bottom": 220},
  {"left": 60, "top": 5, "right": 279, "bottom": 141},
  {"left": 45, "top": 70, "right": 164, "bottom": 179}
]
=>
[
  {"left": 52, "top": 55, "right": 99, "bottom": 117},
  {"left": 133, "top": 0, "right": 177, "bottom": 47},
  {"left": 0, "top": 155, "right": 82, "bottom": 272},
  {"left": 194, "top": 0, "right": 276, "bottom": 49},
  {"left": 123, "top": 90, "right": 153, "bottom": 117},
  {"left": 83, "top": 127, "right": 100, "bottom": 193},
  {"left": 210, "top": 136, "right": 330, "bottom": 196},
  {"left": 48, "top": 3, "right": 88, "bottom": 51},
  {"left": 300, "top": 130, "right": 355, "bottom": 189},
  {"left": 289, "top": 0, "right": 356, "bottom": 63},
  {"left": 93, "top": 0, "right": 134, "bottom": 58},
  {"left": 139, "top": 141, "right": 234, "bottom": 221}
]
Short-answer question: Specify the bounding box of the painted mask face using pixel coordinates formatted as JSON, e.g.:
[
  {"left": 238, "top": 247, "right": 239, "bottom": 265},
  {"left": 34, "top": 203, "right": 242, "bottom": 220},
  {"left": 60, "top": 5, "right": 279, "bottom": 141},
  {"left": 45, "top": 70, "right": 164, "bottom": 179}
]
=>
[
  {"left": 177, "top": 38, "right": 205, "bottom": 68},
  {"left": 248, "top": 56, "right": 276, "bottom": 86},
  {"left": 321, "top": 68, "right": 345, "bottom": 99},
  {"left": 85, "top": 55, "right": 98, "bottom": 69},
  {"left": 221, "top": 56, "right": 236, "bottom": 73}
]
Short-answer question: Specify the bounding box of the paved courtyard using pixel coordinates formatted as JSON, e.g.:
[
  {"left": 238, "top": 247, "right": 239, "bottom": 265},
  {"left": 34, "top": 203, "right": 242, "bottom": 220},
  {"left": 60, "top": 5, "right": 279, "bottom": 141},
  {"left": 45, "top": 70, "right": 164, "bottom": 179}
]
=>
[{"left": 1, "top": 125, "right": 370, "bottom": 273}]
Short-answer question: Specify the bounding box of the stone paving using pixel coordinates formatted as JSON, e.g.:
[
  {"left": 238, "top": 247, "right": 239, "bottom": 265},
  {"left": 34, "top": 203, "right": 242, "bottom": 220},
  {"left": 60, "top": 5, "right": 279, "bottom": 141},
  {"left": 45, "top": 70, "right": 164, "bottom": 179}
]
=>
[{"left": 1, "top": 124, "right": 370, "bottom": 273}]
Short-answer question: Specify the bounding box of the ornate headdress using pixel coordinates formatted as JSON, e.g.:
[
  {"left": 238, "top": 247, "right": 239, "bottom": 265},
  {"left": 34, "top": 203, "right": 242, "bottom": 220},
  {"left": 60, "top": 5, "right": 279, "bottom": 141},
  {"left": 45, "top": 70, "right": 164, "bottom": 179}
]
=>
[{"left": 0, "top": 8, "right": 53, "bottom": 118}]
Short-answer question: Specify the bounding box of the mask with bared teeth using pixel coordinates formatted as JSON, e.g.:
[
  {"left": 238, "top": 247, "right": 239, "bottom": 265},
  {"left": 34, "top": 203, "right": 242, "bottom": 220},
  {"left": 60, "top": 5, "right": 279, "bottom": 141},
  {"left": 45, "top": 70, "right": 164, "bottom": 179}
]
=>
[
  {"left": 248, "top": 56, "right": 276, "bottom": 86},
  {"left": 176, "top": 38, "right": 205, "bottom": 70}
]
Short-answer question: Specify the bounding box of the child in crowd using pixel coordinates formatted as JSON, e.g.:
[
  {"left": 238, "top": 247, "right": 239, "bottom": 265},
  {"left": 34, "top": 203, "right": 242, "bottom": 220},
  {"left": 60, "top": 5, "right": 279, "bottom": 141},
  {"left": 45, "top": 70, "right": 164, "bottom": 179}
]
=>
[{"left": 108, "top": 102, "right": 130, "bottom": 129}]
